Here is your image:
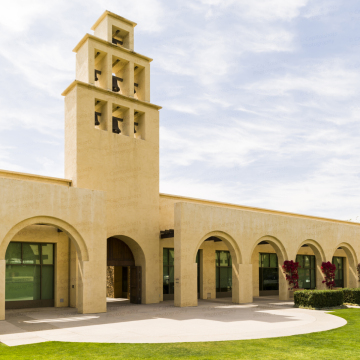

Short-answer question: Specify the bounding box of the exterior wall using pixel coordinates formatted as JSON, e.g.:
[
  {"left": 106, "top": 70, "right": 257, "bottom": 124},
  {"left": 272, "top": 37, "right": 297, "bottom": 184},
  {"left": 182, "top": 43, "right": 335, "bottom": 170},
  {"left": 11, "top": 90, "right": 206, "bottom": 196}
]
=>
[
  {"left": 0, "top": 177, "right": 107, "bottom": 320},
  {"left": 172, "top": 201, "right": 360, "bottom": 307}
]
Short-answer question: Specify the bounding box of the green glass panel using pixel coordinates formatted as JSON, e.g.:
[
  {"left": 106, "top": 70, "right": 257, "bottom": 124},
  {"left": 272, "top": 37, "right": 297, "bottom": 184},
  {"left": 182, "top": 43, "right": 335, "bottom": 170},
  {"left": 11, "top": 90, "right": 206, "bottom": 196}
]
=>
[
  {"left": 5, "top": 265, "right": 40, "bottom": 301},
  {"left": 270, "top": 254, "right": 277, "bottom": 268},
  {"left": 304, "top": 256, "right": 310, "bottom": 268},
  {"left": 169, "top": 266, "right": 174, "bottom": 294},
  {"left": 163, "top": 248, "right": 168, "bottom": 265},
  {"left": 5, "top": 243, "right": 21, "bottom": 265},
  {"left": 227, "top": 267, "right": 232, "bottom": 291},
  {"left": 262, "top": 268, "right": 279, "bottom": 290},
  {"left": 41, "top": 244, "right": 54, "bottom": 265},
  {"left": 216, "top": 268, "right": 220, "bottom": 290},
  {"left": 259, "top": 253, "right": 261, "bottom": 267},
  {"left": 41, "top": 266, "right": 54, "bottom": 300},
  {"left": 310, "top": 269, "right": 315, "bottom": 289},
  {"left": 298, "top": 268, "right": 304, "bottom": 288},
  {"left": 303, "top": 269, "right": 311, "bottom": 289},
  {"left": 216, "top": 252, "right": 219, "bottom": 267},
  {"left": 219, "top": 267, "right": 228, "bottom": 291},
  {"left": 196, "top": 251, "right": 199, "bottom": 263},
  {"left": 163, "top": 266, "right": 169, "bottom": 294},
  {"left": 219, "top": 251, "right": 228, "bottom": 267},
  {"left": 262, "top": 254, "right": 270, "bottom": 268},
  {"left": 23, "top": 244, "right": 40, "bottom": 265},
  {"left": 296, "top": 255, "right": 301, "bottom": 266},
  {"left": 169, "top": 249, "right": 174, "bottom": 266},
  {"left": 311, "top": 256, "right": 315, "bottom": 268},
  {"left": 229, "top": 253, "right": 232, "bottom": 267}
]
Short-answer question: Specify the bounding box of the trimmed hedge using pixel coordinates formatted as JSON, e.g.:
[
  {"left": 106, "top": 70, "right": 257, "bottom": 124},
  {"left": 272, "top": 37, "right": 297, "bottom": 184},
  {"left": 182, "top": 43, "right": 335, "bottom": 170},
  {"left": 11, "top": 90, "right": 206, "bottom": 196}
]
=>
[
  {"left": 294, "top": 290, "right": 343, "bottom": 308},
  {"left": 342, "top": 288, "right": 360, "bottom": 305}
]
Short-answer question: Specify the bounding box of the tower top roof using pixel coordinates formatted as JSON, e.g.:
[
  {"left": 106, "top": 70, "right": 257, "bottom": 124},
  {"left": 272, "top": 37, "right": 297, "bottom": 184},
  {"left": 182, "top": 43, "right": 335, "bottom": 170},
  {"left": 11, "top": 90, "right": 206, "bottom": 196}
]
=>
[{"left": 91, "top": 10, "right": 137, "bottom": 30}]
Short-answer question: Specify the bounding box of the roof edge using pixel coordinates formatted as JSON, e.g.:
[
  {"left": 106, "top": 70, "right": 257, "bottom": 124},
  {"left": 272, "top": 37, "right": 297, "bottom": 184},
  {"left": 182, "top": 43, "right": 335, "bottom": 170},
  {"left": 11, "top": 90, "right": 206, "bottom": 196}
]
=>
[{"left": 91, "top": 10, "right": 137, "bottom": 30}]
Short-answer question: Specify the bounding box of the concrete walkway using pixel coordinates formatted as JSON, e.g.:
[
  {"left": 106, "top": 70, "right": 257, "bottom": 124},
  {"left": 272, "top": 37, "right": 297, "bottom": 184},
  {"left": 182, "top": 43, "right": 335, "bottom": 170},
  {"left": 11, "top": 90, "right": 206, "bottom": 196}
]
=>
[{"left": 0, "top": 296, "right": 346, "bottom": 346}]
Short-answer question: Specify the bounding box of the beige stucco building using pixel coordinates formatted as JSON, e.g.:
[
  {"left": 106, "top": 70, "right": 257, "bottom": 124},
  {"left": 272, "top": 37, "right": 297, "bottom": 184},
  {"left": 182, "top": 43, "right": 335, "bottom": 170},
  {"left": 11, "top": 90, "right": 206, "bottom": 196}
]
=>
[{"left": 0, "top": 11, "right": 359, "bottom": 321}]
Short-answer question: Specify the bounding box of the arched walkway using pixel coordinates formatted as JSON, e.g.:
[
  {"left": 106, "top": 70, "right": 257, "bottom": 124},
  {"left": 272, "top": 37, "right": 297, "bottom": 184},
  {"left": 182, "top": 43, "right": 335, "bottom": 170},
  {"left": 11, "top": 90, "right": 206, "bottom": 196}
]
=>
[
  {"left": 331, "top": 243, "right": 358, "bottom": 289},
  {"left": 194, "top": 231, "right": 243, "bottom": 304},
  {"left": 1, "top": 216, "right": 105, "bottom": 320},
  {"left": 250, "top": 236, "right": 289, "bottom": 301},
  {"left": 106, "top": 235, "right": 146, "bottom": 304},
  {"left": 294, "top": 239, "right": 326, "bottom": 291}
]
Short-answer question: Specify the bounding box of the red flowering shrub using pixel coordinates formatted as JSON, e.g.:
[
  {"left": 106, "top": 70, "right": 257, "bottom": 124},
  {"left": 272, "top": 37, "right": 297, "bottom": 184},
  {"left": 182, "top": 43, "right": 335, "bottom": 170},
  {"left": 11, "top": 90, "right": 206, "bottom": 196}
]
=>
[
  {"left": 282, "top": 260, "right": 300, "bottom": 290},
  {"left": 321, "top": 261, "right": 336, "bottom": 289}
]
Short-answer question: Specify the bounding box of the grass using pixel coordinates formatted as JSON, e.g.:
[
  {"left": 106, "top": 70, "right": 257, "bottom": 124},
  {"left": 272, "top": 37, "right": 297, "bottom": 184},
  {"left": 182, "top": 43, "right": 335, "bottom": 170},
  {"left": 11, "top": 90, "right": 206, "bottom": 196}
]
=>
[{"left": 1, "top": 309, "right": 360, "bottom": 359}]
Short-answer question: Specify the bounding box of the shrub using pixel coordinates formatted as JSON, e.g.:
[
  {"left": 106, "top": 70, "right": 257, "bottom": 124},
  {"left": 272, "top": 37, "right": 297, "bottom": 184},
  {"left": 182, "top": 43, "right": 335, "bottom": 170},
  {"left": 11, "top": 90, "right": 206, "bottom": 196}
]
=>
[
  {"left": 321, "top": 261, "right": 336, "bottom": 289},
  {"left": 342, "top": 288, "right": 360, "bottom": 305},
  {"left": 282, "top": 260, "right": 300, "bottom": 290},
  {"left": 294, "top": 289, "right": 343, "bottom": 308}
]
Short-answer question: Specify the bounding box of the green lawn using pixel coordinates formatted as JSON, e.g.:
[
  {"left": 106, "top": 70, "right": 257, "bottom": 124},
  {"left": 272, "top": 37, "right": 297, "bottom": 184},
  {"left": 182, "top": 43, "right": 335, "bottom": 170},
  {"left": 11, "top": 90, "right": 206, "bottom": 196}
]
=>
[{"left": 1, "top": 309, "right": 360, "bottom": 359}]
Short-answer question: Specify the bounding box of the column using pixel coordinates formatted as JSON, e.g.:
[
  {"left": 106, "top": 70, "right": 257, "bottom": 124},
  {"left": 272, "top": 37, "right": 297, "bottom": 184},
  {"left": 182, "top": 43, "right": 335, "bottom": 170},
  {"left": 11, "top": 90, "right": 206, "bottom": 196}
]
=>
[
  {"left": 0, "top": 260, "right": 4, "bottom": 320},
  {"left": 232, "top": 264, "right": 253, "bottom": 303}
]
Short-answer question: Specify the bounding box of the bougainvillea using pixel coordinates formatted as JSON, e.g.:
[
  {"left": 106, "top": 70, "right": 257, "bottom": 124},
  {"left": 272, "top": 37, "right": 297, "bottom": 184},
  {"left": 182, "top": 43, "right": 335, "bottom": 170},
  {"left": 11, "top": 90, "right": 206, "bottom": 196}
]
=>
[
  {"left": 357, "top": 263, "right": 360, "bottom": 282},
  {"left": 282, "top": 260, "right": 300, "bottom": 290},
  {"left": 321, "top": 261, "right": 336, "bottom": 289}
]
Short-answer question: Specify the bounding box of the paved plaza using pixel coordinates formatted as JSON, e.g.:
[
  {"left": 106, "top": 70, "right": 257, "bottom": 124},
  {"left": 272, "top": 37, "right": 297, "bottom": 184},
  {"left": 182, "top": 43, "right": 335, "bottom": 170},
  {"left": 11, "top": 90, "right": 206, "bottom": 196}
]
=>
[{"left": 0, "top": 297, "right": 346, "bottom": 346}]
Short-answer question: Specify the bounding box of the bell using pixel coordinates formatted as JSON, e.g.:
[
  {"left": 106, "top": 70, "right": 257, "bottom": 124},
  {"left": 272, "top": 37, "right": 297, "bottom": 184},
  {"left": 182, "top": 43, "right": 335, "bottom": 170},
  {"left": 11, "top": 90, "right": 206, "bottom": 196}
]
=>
[
  {"left": 134, "top": 121, "right": 138, "bottom": 134},
  {"left": 95, "top": 70, "right": 102, "bottom": 81},
  {"left": 112, "top": 116, "right": 123, "bottom": 134},
  {"left": 112, "top": 38, "right": 123, "bottom": 46},
  {"left": 95, "top": 112, "right": 101, "bottom": 126},
  {"left": 112, "top": 76, "right": 120, "bottom": 92}
]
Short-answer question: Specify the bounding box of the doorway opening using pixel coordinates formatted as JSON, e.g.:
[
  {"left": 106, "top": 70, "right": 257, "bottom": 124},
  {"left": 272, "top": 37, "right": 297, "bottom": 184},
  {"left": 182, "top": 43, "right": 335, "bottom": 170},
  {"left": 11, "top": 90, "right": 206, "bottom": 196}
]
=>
[{"left": 107, "top": 237, "right": 141, "bottom": 304}]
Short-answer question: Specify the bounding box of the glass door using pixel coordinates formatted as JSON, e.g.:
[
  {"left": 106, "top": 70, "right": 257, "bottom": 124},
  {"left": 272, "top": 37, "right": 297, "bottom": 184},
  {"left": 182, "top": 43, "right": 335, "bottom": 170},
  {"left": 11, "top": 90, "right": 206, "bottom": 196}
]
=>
[
  {"left": 5, "top": 242, "right": 54, "bottom": 308},
  {"left": 259, "top": 253, "right": 279, "bottom": 295}
]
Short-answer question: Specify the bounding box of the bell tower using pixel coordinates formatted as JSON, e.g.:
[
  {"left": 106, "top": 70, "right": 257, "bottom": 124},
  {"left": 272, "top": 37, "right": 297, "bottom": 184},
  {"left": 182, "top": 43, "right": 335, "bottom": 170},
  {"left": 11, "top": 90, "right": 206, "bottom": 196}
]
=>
[{"left": 62, "top": 10, "right": 161, "bottom": 276}]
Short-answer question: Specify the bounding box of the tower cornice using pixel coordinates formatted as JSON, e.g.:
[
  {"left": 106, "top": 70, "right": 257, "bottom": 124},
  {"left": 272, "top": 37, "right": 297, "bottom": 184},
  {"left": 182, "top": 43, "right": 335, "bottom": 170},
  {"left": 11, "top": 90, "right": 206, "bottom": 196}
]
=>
[
  {"left": 61, "top": 80, "right": 162, "bottom": 110},
  {"left": 73, "top": 34, "right": 153, "bottom": 62},
  {"left": 91, "top": 10, "right": 137, "bottom": 30}
]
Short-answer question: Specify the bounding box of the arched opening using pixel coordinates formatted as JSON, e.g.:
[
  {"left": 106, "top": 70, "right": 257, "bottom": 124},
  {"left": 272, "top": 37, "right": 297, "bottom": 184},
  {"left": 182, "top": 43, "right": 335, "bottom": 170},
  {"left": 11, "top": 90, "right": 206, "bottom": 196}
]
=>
[
  {"left": 106, "top": 235, "right": 146, "bottom": 305},
  {"left": 250, "top": 236, "right": 288, "bottom": 300},
  {"left": 331, "top": 243, "right": 358, "bottom": 289},
  {"left": 194, "top": 231, "right": 242, "bottom": 304},
  {"left": 1, "top": 217, "right": 89, "bottom": 312},
  {"left": 294, "top": 240, "right": 325, "bottom": 291}
]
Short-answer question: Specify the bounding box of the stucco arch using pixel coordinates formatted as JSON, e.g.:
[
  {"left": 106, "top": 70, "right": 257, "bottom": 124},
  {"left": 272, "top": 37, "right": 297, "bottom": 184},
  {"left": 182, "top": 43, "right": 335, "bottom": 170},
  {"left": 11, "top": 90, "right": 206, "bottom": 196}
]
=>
[
  {"left": 294, "top": 239, "right": 326, "bottom": 290},
  {"left": 107, "top": 234, "right": 146, "bottom": 268},
  {"left": 194, "top": 230, "right": 242, "bottom": 265},
  {"left": 332, "top": 242, "right": 358, "bottom": 288},
  {"left": 250, "top": 235, "right": 289, "bottom": 300},
  {"left": 250, "top": 235, "right": 288, "bottom": 265},
  {"left": 0, "top": 216, "right": 89, "bottom": 261}
]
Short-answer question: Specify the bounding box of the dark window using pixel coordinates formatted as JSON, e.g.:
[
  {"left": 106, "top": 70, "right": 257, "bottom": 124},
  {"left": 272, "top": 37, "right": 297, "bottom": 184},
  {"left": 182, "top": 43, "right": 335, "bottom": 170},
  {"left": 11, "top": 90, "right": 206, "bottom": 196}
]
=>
[
  {"left": 332, "top": 257, "right": 344, "bottom": 288},
  {"left": 5, "top": 242, "right": 54, "bottom": 302},
  {"left": 259, "top": 253, "right": 278, "bottom": 291},
  {"left": 296, "top": 255, "right": 316, "bottom": 289},
  {"left": 216, "top": 251, "right": 232, "bottom": 293},
  {"left": 163, "top": 248, "right": 174, "bottom": 295}
]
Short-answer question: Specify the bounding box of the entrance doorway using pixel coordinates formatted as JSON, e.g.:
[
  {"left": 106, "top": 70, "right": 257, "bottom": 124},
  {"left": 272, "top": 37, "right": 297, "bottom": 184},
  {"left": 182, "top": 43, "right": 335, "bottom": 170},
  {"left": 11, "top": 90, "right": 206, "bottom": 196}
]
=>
[{"left": 107, "top": 237, "right": 141, "bottom": 304}]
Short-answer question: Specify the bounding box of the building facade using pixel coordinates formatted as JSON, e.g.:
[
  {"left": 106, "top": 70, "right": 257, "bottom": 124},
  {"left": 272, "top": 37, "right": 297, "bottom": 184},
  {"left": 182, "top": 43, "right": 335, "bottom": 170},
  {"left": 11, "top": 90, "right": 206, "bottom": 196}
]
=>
[{"left": 0, "top": 11, "right": 359, "bottom": 321}]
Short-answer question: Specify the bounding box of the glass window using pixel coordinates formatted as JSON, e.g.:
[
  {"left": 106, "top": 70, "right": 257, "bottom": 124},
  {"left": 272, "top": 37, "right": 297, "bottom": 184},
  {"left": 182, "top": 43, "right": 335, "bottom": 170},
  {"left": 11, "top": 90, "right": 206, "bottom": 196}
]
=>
[
  {"left": 23, "top": 244, "right": 41, "bottom": 265},
  {"left": 41, "top": 244, "right": 54, "bottom": 265},
  {"left": 6, "top": 265, "right": 41, "bottom": 301},
  {"left": 216, "top": 251, "right": 232, "bottom": 293},
  {"left": 5, "top": 242, "right": 54, "bottom": 303},
  {"left": 296, "top": 255, "right": 316, "bottom": 289},
  {"left": 5, "top": 242, "right": 21, "bottom": 264},
  {"left": 163, "top": 248, "right": 174, "bottom": 295},
  {"left": 259, "top": 253, "right": 279, "bottom": 292},
  {"left": 332, "top": 257, "right": 344, "bottom": 288}
]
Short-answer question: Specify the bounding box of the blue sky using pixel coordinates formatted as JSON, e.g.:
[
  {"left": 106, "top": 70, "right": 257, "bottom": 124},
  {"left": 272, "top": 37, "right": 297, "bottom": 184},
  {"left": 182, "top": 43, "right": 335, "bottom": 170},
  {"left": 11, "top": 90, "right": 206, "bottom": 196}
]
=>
[{"left": 1, "top": 0, "right": 360, "bottom": 220}]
